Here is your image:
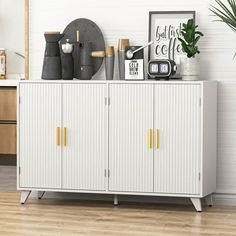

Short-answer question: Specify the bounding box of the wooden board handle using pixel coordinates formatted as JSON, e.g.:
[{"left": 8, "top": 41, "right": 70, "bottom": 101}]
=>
[
  {"left": 76, "top": 31, "right": 80, "bottom": 42},
  {"left": 91, "top": 51, "right": 105, "bottom": 58}
]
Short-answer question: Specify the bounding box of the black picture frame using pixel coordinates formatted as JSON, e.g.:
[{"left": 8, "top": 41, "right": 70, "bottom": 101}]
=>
[{"left": 148, "top": 11, "right": 196, "bottom": 63}]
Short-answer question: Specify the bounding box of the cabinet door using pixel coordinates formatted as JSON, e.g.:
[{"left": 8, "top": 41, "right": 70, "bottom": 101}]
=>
[
  {"left": 154, "top": 84, "right": 201, "bottom": 195},
  {"left": 62, "top": 84, "right": 107, "bottom": 191},
  {"left": 19, "top": 83, "right": 62, "bottom": 189},
  {"left": 109, "top": 84, "right": 153, "bottom": 192}
]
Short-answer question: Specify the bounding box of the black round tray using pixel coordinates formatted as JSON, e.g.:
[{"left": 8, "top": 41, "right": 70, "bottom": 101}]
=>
[{"left": 61, "top": 18, "right": 105, "bottom": 79}]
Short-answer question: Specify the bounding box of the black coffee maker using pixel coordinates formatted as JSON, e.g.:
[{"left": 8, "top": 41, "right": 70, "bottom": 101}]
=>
[{"left": 42, "top": 32, "right": 64, "bottom": 80}]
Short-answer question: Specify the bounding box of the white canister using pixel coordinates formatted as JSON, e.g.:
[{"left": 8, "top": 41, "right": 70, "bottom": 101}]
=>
[{"left": 180, "top": 57, "right": 200, "bottom": 81}]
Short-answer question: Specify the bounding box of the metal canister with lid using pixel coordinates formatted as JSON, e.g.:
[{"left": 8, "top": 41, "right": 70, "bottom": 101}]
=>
[{"left": 0, "top": 48, "right": 6, "bottom": 79}]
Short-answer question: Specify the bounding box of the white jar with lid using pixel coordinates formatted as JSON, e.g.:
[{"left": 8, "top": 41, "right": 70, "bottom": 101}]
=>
[{"left": 0, "top": 48, "right": 6, "bottom": 79}]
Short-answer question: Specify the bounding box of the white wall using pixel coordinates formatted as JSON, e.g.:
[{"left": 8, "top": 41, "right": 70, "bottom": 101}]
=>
[
  {"left": 28, "top": 0, "right": 236, "bottom": 198},
  {"left": 0, "top": 0, "right": 24, "bottom": 77}
]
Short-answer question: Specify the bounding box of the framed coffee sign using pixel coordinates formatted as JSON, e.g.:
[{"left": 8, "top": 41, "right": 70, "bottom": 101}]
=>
[{"left": 148, "top": 11, "right": 195, "bottom": 64}]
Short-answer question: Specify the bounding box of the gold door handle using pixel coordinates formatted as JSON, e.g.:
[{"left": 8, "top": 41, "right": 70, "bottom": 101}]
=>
[
  {"left": 155, "top": 129, "right": 159, "bottom": 149},
  {"left": 148, "top": 129, "right": 152, "bottom": 149},
  {"left": 63, "top": 127, "right": 67, "bottom": 146},
  {"left": 56, "top": 127, "right": 60, "bottom": 146}
]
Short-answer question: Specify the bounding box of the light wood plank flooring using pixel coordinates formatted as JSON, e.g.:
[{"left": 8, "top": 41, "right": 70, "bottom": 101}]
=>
[{"left": 0, "top": 192, "right": 236, "bottom": 235}]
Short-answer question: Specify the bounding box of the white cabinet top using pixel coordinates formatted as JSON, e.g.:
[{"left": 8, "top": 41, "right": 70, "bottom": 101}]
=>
[
  {"left": 19, "top": 79, "right": 216, "bottom": 85},
  {"left": 0, "top": 79, "right": 19, "bottom": 87}
]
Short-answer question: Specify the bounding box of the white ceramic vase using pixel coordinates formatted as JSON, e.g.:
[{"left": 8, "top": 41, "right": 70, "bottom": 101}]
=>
[{"left": 180, "top": 57, "right": 200, "bottom": 81}]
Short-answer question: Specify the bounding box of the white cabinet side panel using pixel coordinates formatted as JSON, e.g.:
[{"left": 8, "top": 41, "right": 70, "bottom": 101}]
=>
[
  {"left": 202, "top": 82, "right": 217, "bottom": 196},
  {"left": 19, "top": 83, "right": 62, "bottom": 189},
  {"left": 62, "top": 84, "right": 107, "bottom": 191},
  {"left": 109, "top": 84, "right": 153, "bottom": 192},
  {"left": 154, "top": 84, "right": 201, "bottom": 195}
]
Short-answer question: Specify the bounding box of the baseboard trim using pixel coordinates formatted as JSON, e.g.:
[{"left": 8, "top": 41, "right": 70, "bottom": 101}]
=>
[{"left": 213, "top": 193, "right": 236, "bottom": 206}]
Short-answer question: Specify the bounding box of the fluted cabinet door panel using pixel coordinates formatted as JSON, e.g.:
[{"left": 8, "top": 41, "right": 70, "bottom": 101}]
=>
[
  {"left": 109, "top": 84, "right": 153, "bottom": 192},
  {"left": 19, "top": 83, "right": 62, "bottom": 189},
  {"left": 154, "top": 84, "right": 201, "bottom": 195},
  {"left": 62, "top": 84, "right": 107, "bottom": 191}
]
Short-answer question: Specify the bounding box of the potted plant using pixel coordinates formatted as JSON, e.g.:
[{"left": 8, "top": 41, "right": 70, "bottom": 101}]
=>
[
  {"left": 178, "top": 19, "right": 204, "bottom": 81},
  {"left": 210, "top": 0, "right": 236, "bottom": 57}
]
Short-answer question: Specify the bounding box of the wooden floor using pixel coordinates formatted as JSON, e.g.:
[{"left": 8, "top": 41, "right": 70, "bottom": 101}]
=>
[{"left": 0, "top": 192, "right": 236, "bottom": 236}]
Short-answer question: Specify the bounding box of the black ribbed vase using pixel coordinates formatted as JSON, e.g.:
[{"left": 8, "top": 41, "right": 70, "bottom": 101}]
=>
[{"left": 42, "top": 33, "right": 64, "bottom": 80}]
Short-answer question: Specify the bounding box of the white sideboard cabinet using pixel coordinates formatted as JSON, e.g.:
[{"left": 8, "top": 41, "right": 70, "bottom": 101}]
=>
[{"left": 18, "top": 81, "right": 217, "bottom": 212}]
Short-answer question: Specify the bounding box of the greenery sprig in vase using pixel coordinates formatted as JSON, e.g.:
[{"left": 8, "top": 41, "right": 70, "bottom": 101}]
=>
[
  {"left": 178, "top": 19, "right": 204, "bottom": 58},
  {"left": 177, "top": 19, "right": 204, "bottom": 81}
]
